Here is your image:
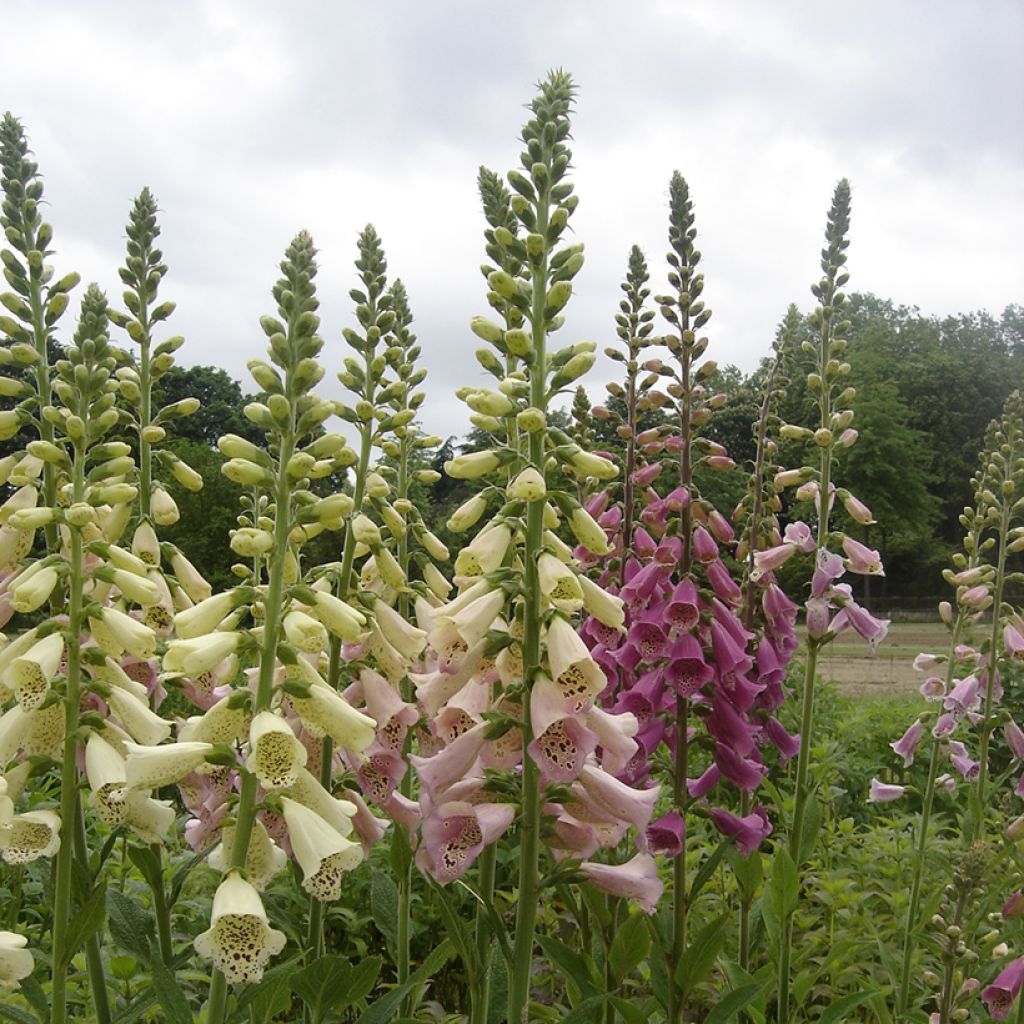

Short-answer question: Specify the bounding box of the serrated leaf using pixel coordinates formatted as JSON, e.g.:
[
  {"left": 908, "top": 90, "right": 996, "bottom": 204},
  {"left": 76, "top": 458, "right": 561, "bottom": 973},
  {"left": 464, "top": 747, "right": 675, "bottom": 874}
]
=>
[
  {"left": 609, "top": 912, "right": 651, "bottom": 982},
  {"left": 150, "top": 955, "right": 193, "bottom": 1024},
  {"left": 487, "top": 943, "right": 509, "bottom": 1024},
  {"left": 344, "top": 956, "right": 383, "bottom": 1006},
  {"left": 356, "top": 940, "right": 455, "bottom": 1024},
  {"left": 768, "top": 848, "right": 798, "bottom": 921},
  {"left": 797, "top": 792, "right": 822, "bottom": 866},
  {"left": 58, "top": 883, "right": 108, "bottom": 970},
  {"left": 293, "top": 955, "right": 360, "bottom": 1023},
  {"left": 676, "top": 915, "right": 727, "bottom": 997},
  {"left": 818, "top": 989, "right": 878, "bottom": 1024},
  {"left": 536, "top": 935, "right": 601, "bottom": 1004},
  {"left": 704, "top": 982, "right": 767, "bottom": 1024},
  {"left": 689, "top": 840, "right": 727, "bottom": 904},
  {"left": 371, "top": 869, "right": 399, "bottom": 954},
  {"left": 232, "top": 955, "right": 303, "bottom": 1019},
  {"left": 107, "top": 888, "right": 156, "bottom": 961}
]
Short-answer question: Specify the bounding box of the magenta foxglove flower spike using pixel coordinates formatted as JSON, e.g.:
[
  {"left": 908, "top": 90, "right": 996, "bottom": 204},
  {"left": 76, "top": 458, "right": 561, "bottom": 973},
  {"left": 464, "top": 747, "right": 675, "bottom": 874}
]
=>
[
  {"left": 708, "top": 805, "right": 772, "bottom": 856},
  {"left": 579, "top": 852, "right": 663, "bottom": 913}
]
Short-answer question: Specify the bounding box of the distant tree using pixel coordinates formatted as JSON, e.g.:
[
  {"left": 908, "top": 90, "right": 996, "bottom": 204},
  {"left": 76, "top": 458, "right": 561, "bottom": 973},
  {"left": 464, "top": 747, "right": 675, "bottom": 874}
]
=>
[{"left": 153, "top": 364, "right": 262, "bottom": 446}]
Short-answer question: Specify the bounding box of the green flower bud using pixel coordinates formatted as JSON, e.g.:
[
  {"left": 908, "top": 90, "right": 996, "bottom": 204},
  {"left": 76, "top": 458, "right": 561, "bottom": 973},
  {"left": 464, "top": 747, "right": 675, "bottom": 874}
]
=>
[{"left": 517, "top": 407, "right": 545, "bottom": 433}]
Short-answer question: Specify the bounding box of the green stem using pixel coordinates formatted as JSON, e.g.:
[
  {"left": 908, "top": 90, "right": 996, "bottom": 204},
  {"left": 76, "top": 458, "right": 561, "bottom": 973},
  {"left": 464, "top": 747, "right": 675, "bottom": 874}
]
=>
[
  {"left": 51, "top": 442, "right": 86, "bottom": 1024},
  {"left": 73, "top": 807, "right": 112, "bottom": 1024},
  {"left": 207, "top": 399, "right": 296, "bottom": 1024},
  {"left": 507, "top": 173, "right": 550, "bottom": 1024},
  {"left": 471, "top": 843, "right": 498, "bottom": 1024}
]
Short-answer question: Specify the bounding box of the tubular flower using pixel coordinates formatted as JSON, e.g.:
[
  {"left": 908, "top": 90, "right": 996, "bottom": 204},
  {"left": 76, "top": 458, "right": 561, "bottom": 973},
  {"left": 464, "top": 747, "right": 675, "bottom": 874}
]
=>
[
  {"left": 579, "top": 852, "right": 663, "bottom": 913},
  {"left": 193, "top": 871, "right": 286, "bottom": 984},
  {"left": 209, "top": 822, "right": 287, "bottom": 892},
  {"left": 0, "top": 931, "right": 33, "bottom": 990},
  {"left": 280, "top": 797, "right": 364, "bottom": 901},
  {"left": 85, "top": 733, "right": 128, "bottom": 825},
  {"left": 290, "top": 683, "right": 376, "bottom": 752},
  {"left": 246, "top": 712, "right": 307, "bottom": 789},
  {"left": 8, "top": 632, "right": 64, "bottom": 711},
  {"left": 123, "top": 740, "right": 215, "bottom": 790},
  {"left": 418, "top": 800, "right": 515, "bottom": 884},
  {"left": 0, "top": 810, "right": 61, "bottom": 864}
]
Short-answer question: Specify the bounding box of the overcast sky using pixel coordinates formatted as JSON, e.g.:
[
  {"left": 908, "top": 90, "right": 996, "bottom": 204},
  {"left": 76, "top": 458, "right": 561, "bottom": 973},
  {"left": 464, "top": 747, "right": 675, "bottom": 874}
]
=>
[{"left": 2, "top": 0, "right": 1021, "bottom": 439}]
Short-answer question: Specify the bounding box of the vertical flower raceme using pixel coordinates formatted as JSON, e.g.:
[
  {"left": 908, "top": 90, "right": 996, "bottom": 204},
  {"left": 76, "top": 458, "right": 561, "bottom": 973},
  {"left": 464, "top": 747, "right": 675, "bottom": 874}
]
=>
[
  {"left": 196, "top": 234, "right": 385, "bottom": 1021},
  {"left": 890, "top": 391, "right": 1024, "bottom": 1020}
]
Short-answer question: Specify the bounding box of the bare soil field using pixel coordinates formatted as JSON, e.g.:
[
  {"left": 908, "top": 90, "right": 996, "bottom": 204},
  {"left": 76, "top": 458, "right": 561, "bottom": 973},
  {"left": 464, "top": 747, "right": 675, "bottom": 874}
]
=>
[{"left": 810, "top": 621, "right": 952, "bottom": 698}]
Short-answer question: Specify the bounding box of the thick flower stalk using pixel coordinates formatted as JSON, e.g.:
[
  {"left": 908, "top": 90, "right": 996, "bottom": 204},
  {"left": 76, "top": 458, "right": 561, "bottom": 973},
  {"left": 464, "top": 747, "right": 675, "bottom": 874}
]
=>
[
  {"left": 885, "top": 390, "right": 1024, "bottom": 1021},
  {"left": 197, "top": 233, "right": 383, "bottom": 1023},
  {"left": 773, "top": 179, "right": 883, "bottom": 1024},
  {"left": 576, "top": 173, "right": 797, "bottom": 1023},
  {"left": 401, "top": 71, "right": 657, "bottom": 1024}
]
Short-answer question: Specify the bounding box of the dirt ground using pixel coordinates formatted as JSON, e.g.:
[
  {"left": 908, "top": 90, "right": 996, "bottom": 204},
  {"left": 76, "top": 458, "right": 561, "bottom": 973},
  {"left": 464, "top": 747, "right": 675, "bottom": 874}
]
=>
[{"left": 812, "top": 622, "right": 952, "bottom": 698}]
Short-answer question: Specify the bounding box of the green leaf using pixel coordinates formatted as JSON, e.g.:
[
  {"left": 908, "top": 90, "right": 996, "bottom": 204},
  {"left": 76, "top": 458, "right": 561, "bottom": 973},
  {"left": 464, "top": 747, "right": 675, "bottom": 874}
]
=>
[
  {"left": 704, "top": 982, "right": 767, "bottom": 1024},
  {"left": 817, "top": 989, "right": 878, "bottom": 1024},
  {"left": 429, "top": 882, "right": 479, "bottom": 985},
  {"left": 561, "top": 995, "right": 610, "bottom": 1024},
  {"left": 167, "top": 847, "right": 210, "bottom": 906},
  {"left": 611, "top": 996, "right": 652, "bottom": 1024},
  {"left": 689, "top": 840, "right": 727, "bottom": 904},
  {"left": 150, "top": 955, "right": 193, "bottom": 1024},
  {"left": 232, "top": 955, "right": 303, "bottom": 1020},
  {"left": 107, "top": 888, "right": 156, "bottom": 961},
  {"left": 797, "top": 792, "right": 822, "bottom": 866},
  {"left": 344, "top": 956, "right": 383, "bottom": 1006},
  {"left": 356, "top": 940, "right": 455, "bottom": 1024},
  {"left": 609, "top": 912, "right": 651, "bottom": 982},
  {"left": 16, "top": 975, "right": 48, "bottom": 1022},
  {"left": 726, "top": 847, "right": 764, "bottom": 902},
  {"left": 487, "top": 943, "right": 509, "bottom": 1024},
  {"left": 536, "top": 935, "right": 601, "bottom": 1003},
  {"left": 293, "top": 955, "right": 381, "bottom": 1023},
  {"left": 58, "top": 883, "right": 108, "bottom": 970},
  {"left": 0, "top": 1005, "right": 36, "bottom": 1024},
  {"left": 371, "top": 869, "right": 399, "bottom": 954},
  {"left": 676, "top": 914, "right": 727, "bottom": 997},
  {"left": 127, "top": 844, "right": 164, "bottom": 893},
  {"left": 768, "top": 848, "right": 798, "bottom": 922}
]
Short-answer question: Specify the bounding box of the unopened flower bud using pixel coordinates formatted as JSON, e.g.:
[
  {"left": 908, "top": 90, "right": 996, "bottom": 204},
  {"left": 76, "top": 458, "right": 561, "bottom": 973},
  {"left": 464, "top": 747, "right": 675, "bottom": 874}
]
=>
[
  {"left": 508, "top": 467, "right": 545, "bottom": 502},
  {"left": 517, "top": 407, "right": 545, "bottom": 432}
]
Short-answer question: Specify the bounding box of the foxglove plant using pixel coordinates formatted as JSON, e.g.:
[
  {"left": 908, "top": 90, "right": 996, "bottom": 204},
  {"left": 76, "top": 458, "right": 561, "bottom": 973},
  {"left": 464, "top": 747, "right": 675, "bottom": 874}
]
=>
[
  {"left": 771, "top": 179, "right": 890, "bottom": 1024},
  {"left": 416, "top": 70, "right": 662, "bottom": 1024},
  {"left": 188, "top": 233, "right": 389, "bottom": 1023},
  {"left": 887, "top": 390, "right": 1024, "bottom": 1021},
  {"left": 578, "top": 174, "right": 798, "bottom": 1023}
]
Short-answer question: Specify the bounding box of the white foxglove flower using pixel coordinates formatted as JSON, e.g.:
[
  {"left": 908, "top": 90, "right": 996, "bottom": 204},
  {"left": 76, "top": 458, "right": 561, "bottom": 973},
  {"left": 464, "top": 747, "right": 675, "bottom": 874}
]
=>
[
  {"left": 246, "top": 712, "right": 307, "bottom": 789},
  {"left": 85, "top": 733, "right": 128, "bottom": 826},
  {"left": 546, "top": 614, "right": 607, "bottom": 713},
  {"left": 131, "top": 522, "right": 160, "bottom": 567},
  {"left": 308, "top": 591, "right": 366, "bottom": 642},
  {"left": 209, "top": 821, "right": 286, "bottom": 891},
  {"left": 93, "top": 608, "right": 156, "bottom": 660},
  {"left": 0, "top": 704, "right": 32, "bottom": 765},
  {"left": 106, "top": 686, "right": 172, "bottom": 746},
  {"left": 578, "top": 575, "right": 625, "bottom": 630},
  {"left": 10, "top": 565, "right": 59, "bottom": 614},
  {"left": 283, "top": 610, "right": 328, "bottom": 653},
  {"left": 422, "top": 562, "right": 452, "bottom": 601},
  {"left": 193, "top": 871, "right": 286, "bottom": 984},
  {"left": 372, "top": 600, "right": 427, "bottom": 661},
  {"left": 174, "top": 592, "right": 240, "bottom": 639},
  {"left": 0, "top": 810, "right": 61, "bottom": 864},
  {"left": 9, "top": 633, "right": 64, "bottom": 711},
  {"left": 164, "top": 632, "right": 242, "bottom": 676},
  {"left": 179, "top": 696, "right": 250, "bottom": 745},
  {"left": 453, "top": 523, "right": 511, "bottom": 580},
  {"left": 150, "top": 487, "right": 179, "bottom": 526},
  {"left": 123, "top": 791, "right": 176, "bottom": 844},
  {"left": 123, "top": 740, "right": 214, "bottom": 790},
  {"left": 169, "top": 550, "right": 213, "bottom": 603},
  {"left": 109, "top": 568, "right": 162, "bottom": 607},
  {"left": 280, "top": 797, "right": 363, "bottom": 902},
  {"left": 286, "top": 767, "right": 357, "bottom": 837},
  {"left": 291, "top": 684, "right": 376, "bottom": 753},
  {"left": 22, "top": 701, "right": 64, "bottom": 758},
  {"left": 538, "top": 553, "right": 584, "bottom": 613},
  {"left": 0, "top": 931, "right": 33, "bottom": 990}
]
